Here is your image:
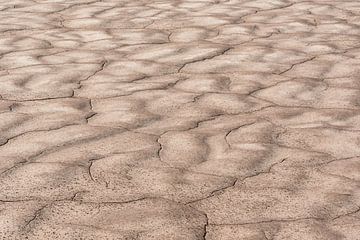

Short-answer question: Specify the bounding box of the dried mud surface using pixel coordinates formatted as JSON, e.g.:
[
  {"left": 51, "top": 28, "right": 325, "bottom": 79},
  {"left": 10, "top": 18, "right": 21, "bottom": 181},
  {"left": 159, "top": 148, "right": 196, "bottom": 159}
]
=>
[{"left": 0, "top": 0, "right": 360, "bottom": 239}]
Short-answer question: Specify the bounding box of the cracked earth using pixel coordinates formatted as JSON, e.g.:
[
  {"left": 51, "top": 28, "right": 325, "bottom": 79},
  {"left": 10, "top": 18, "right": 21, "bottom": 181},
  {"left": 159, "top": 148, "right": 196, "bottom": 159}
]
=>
[{"left": 0, "top": 0, "right": 360, "bottom": 239}]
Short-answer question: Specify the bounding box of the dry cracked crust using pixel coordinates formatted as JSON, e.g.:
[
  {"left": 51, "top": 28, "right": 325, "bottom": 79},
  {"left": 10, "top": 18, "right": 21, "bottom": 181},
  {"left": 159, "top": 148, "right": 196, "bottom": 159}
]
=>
[{"left": 0, "top": 0, "right": 360, "bottom": 239}]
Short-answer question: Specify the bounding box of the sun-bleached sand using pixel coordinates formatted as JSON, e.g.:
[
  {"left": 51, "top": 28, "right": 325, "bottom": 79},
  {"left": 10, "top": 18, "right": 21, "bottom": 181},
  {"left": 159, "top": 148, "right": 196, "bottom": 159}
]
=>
[{"left": 0, "top": 0, "right": 360, "bottom": 239}]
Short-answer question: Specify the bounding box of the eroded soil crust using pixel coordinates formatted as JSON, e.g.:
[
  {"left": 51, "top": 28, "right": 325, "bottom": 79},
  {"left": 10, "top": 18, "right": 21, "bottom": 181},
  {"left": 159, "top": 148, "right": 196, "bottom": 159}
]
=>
[{"left": 0, "top": 0, "right": 360, "bottom": 239}]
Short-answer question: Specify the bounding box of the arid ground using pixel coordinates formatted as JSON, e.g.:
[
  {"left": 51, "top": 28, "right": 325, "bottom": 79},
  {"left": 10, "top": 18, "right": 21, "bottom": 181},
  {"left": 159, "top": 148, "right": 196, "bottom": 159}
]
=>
[{"left": 0, "top": 0, "right": 360, "bottom": 239}]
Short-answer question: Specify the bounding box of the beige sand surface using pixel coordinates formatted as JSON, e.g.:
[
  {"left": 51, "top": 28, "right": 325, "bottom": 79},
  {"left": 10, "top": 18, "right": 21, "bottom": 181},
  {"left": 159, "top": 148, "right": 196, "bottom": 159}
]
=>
[{"left": 0, "top": 0, "right": 360, "bottom": 239}]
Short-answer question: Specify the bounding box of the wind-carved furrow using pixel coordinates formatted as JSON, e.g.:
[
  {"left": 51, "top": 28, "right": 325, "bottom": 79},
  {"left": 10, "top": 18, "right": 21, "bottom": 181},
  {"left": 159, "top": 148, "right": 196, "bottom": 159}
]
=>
[
  {"left": 85, "top": 112, "right": 97, "bottom": 123},
  {"left": 86, "top": 156, "right": 106, "bottom": 182},
  {"left": 76, "top": 60, "right": 107, "bottom": 90},
  {"left": 70, "top": 191, "right": 83, "bottom": 201},
  {"left": 209, "top": 217, "right": 326, "bottom": 227},
  {"left": 0, "top": 199, "right": 34, "bottom": 203},
  {"left": 276, "top": 56, "right": 316, "bottom": 75},
  {"left": 0, "top": 123, "right": 83, "bottom": 149},
  {"left": 331, "top": 206, "right": 360, "bottom": 221},
  {"left": 0, "top": 159, "right": 27, "bottom": 176},
  {"left": 246, "top": 78, "right": 294, "bottom": 96},
  {"left": 239, "top": 157, "right": 288, "bottom": 182},
  {"left": 87, "top": 161, "right": 95, "bottom": 182},
  {"left": 320, "top": 155, "right": 360, "bottom": 166},
  {"left": 185, "top": 114, "right": 224, "bottom": 131},
  {"left": 85, "top": 99, "right": 97, "bottom": 123},
  {"left": 202, "top": 213, "right": 209, "bottom": 240},
  {"left": 23, "top": 204, "right": 49, "bottom": 229},
  {"left": 187, "top": 157, "right": 288, "bottom": 205},
  {"left": 0, "top": 130, "right": 122, "bottom": 175},
  {"left": 167, "top": 32, "right": 172, "bottom": 43},
  {"left": 1, "top": 94, "right": 76, "bottom": 102},
  {"left": 94, "top": 197, "right": 149, "bottom": 205},
  {"left": 177, "top": 47, "right": 232, "bottom": 73},
  {"left": 224, "top": 122, "right": 256, "bottom": 148},
  {"left": 53, "top": 0, "right": 102, "bottom": 14},
  {"left": 156, "top": 132, "right": 173, "bottom": 168},
  {"left": 28, "top": 132, "right": 117, "bottom": 160}
]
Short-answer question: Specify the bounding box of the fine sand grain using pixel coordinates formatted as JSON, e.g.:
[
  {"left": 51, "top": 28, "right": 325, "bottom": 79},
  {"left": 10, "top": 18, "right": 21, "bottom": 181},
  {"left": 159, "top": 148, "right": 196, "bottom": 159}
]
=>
[{"left": 0, "top": 0, "right": 360, "bottom": 239}]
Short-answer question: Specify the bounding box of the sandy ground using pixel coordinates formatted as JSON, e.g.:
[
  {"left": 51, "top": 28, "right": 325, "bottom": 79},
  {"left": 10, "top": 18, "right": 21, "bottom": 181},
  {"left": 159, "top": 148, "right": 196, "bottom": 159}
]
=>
[{"left": 0, "top": 0, "right": 360, "bottom": 239}]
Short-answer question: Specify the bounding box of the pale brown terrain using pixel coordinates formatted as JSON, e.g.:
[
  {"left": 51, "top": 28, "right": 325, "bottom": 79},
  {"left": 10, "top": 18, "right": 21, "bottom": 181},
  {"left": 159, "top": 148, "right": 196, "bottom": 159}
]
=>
[{"left": 0, "top": 0, "right": 360, "bottom": 239}]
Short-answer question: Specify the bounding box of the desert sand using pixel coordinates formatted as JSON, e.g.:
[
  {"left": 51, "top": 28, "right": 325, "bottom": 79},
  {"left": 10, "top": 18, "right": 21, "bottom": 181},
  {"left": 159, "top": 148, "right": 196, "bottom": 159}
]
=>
[{"left": 0, "top": 0, "right": 360, "bottom": 239}]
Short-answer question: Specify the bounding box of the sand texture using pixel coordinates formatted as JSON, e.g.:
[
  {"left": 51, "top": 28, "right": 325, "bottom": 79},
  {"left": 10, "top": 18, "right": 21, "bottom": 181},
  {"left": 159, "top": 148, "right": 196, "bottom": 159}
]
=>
[{"left": 0, "top": 0, "right": 360, "bottom": 239}]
